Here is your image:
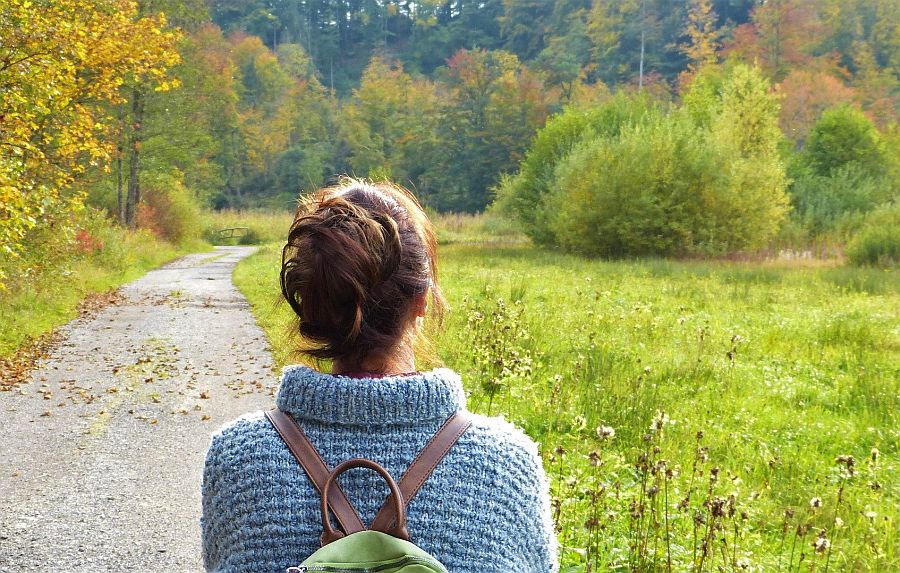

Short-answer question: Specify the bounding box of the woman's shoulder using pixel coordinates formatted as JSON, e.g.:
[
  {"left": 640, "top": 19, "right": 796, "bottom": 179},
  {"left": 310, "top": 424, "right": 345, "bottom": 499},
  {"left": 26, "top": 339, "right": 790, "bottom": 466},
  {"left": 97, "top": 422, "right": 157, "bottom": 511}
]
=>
[
  {"left": 456, "top": 411, "right": 544, "bottom": 473},
  {"left": 204, "top": 411, "right": 275, "bottom": 463}
]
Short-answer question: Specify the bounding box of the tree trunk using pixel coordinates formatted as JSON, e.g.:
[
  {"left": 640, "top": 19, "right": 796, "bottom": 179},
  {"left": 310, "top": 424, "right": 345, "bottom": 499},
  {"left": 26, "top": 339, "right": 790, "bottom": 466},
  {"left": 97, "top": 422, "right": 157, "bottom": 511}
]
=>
[
  {"left": 125, "top": 87, "right": 145, "bottom": 229},
  {"left": 116, "top": 105, "right": 125, "bottom": 225},
  {"left": 639, "top": 0, "right": 646, "bottom": 91}
]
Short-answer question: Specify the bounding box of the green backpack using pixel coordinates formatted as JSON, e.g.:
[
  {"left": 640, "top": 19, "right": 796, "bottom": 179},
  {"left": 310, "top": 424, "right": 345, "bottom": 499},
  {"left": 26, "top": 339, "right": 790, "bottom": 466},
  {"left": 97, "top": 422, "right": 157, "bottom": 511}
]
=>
[{"left": 266, "top": 410, "right": 471, "bottom": 573}]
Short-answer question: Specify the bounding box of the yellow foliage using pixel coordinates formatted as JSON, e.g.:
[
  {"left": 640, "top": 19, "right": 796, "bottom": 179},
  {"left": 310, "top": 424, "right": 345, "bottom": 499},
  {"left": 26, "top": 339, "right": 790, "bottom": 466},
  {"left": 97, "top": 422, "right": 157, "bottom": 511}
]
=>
[{"left": 0, "top": 0, "right": 181, "bottom": 275}]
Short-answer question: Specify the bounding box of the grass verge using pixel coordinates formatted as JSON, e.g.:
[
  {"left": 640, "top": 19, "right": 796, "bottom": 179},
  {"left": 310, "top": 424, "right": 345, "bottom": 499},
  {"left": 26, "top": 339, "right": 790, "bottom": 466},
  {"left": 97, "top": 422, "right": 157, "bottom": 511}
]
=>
[{"left": 0, "top": 209, "right": 208, "bottom": 377}]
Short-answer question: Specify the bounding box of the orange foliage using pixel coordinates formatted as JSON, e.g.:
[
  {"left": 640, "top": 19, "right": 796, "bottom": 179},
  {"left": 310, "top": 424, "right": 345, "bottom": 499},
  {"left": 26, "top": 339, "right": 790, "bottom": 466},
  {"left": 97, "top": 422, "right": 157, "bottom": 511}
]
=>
[{"left": 777, "top": 70, "right": 855, "bottom": 143}]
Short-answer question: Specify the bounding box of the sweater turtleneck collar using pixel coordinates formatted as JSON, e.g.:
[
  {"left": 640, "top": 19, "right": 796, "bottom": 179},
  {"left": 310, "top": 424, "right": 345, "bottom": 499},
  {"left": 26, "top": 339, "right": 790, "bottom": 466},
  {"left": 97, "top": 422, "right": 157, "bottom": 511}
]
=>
[{"left": 275, "top": 365, "right": 467, "bottom": 426}]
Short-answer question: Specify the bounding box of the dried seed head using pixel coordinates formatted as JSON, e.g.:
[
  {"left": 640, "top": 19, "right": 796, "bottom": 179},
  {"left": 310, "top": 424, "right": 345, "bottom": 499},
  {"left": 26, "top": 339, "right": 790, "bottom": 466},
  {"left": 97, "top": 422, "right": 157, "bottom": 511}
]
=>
[
  {"left": 596, "top": 425, "right": 615, "bottom": 440},
  {"left": 813, "top": 530, "right": 830, "bottom": 554},
  {"left": 810, "top": 497, "right": 822, "bottom": 509},
  {"left": 870, "top": 447, "right": 879, "bottom": 463}
]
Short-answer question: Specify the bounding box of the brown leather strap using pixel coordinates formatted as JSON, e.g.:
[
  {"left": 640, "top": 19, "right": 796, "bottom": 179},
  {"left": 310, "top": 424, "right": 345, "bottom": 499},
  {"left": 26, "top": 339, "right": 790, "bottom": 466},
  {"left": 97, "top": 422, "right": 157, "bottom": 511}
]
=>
[
  {"left": 369, "top": 411, "right": 472, "bottom": 532},
  {"left": 320, "top": 459, "right": 410, "bottom": 546},
  {"left": 264, "top": 410, "right": 365, "bottom": 535}
]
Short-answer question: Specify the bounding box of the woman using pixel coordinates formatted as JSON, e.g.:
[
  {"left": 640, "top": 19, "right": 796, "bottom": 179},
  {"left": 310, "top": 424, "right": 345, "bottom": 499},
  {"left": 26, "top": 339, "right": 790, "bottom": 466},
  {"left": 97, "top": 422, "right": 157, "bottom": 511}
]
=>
[{"left": 201, "top": 180, "right": 557, "bottom": 572}]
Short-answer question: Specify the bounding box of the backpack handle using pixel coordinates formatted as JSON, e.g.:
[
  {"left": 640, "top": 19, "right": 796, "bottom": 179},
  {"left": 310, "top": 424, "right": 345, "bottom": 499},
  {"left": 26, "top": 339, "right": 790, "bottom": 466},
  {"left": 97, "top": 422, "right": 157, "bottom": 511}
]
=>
[{"left": 320, "top": 458, "right": 410, "bottom": 546}]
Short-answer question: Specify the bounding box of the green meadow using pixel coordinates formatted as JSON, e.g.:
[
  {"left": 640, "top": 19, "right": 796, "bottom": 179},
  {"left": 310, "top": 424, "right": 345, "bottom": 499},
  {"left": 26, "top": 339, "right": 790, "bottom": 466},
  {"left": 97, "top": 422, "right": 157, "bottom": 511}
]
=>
[{"left": 234, "top": 240, "right": 898, "bottom": 572}]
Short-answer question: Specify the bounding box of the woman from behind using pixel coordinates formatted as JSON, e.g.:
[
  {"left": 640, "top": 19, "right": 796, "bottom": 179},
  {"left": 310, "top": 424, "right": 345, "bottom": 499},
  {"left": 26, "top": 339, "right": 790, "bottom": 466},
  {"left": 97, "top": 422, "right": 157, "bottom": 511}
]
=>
[{"left": 201, "top": 179, "right": 558, "bottom": 572}]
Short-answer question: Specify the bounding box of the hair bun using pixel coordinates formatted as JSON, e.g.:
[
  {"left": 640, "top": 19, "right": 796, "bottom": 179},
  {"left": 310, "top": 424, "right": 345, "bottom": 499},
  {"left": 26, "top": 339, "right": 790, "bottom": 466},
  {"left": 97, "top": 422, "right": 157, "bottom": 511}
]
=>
[{"left": 280, "top": 181, "right": 445, "bottom": 369}]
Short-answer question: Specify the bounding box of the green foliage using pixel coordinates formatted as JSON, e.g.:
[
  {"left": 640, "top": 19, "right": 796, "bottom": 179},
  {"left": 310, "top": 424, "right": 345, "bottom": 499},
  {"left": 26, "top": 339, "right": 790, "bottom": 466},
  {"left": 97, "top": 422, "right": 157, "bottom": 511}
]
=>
[
  {"left": 846, "top": 204, "right": 900, "bottom": 267},
  {"left": 789, "top": 164, "right": 894, "bottom": 236},
  {"left": 495, "top": 94, "right": 658, "bottom": 245},
  {"left": 503, "top": 64, "right": 789, "bottom": 257},
  {"left": 804, "top": 105, "right": 888, "bottom": 177},
  {"left": 135, "top": 173, "right": 203, "bottom": 245}
]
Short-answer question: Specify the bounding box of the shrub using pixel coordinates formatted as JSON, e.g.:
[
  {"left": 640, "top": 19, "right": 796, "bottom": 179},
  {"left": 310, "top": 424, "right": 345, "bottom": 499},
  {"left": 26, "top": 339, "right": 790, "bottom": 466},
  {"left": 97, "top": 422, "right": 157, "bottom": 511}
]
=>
[
  {"left": 497, "top": 64, "right": 789, "bottom": 257},
  {"left": 546, "top": 112, "right": 788, "bottom": 257},
  {"left": 805, "top": 105, "right": 887, "bottom": 177},
  {"left": 494, "top": 93, "right": 659, "bottom": 245},
  {"left": 136, "top": 173, "right": 202, "bottom": 244},
  {"left": 789, "top": 163, "right": 893, "bottom": 236},
  {"left": 846, "top": 204, "right": 900, "bottom": 267}
]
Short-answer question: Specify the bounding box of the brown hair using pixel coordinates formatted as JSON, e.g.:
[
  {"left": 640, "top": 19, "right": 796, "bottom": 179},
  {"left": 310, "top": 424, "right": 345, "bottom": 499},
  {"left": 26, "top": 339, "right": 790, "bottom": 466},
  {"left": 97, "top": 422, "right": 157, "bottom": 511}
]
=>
[{"left": 280, "top": 179, "right": 446, "bottom": 370}]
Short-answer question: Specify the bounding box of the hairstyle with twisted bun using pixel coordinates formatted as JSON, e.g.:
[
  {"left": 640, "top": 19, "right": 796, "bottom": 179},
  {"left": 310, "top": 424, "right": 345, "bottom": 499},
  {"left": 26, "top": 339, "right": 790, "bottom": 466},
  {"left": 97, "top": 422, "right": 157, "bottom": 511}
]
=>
[{"left": 280, "top": 179, "right": 445, "bottom": 370}]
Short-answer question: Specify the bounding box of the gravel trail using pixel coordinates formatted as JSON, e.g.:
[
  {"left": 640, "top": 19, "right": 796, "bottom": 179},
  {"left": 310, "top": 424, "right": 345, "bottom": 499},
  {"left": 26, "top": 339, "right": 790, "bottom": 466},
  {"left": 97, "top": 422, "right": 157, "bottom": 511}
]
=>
[{"left": 0, "top": 246, "right": 278, "bottom": 572}]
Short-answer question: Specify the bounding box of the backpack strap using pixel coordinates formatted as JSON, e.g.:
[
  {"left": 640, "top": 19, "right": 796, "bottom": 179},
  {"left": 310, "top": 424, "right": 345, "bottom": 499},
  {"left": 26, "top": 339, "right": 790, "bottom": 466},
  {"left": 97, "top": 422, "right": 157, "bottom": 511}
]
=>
[
  {"left": 369, "top": 410, "right": 472, "bottom": 532},
  {"left": 264, "top": 410, "right": 365, "bottom": 535}
]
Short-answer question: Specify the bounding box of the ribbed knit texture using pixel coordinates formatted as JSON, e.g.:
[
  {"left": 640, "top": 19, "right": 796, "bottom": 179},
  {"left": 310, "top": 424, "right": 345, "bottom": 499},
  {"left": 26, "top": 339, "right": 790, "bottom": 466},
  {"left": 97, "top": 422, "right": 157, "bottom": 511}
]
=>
[{"left": 201, "top": 366, "right": 558, "bottom": 573}]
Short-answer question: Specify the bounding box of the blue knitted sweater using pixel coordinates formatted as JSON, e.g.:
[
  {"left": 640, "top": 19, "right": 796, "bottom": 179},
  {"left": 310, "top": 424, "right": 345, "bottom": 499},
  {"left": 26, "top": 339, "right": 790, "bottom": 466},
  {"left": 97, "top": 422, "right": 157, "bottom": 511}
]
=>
[{"left": 201, "top": 366, "right": 558, "bottom": 573}]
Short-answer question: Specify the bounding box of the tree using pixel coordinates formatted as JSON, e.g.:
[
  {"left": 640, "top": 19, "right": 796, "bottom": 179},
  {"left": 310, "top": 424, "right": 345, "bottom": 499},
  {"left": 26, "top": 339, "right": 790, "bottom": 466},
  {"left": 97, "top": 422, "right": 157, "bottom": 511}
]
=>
[
  {"left": 777, "top": 70, "right": 855, "bottom": 144},
  {"left": 0, "top": 0, "right": 180, "bottom": 266},
  {"left": 727, "top": 0, "right": 822, "bottom": 81},
  {"left": 429, "top": 49, "right": 552, "bottom": 211},
  {"left": 680, "top": 0, "right": 720, "bottom": 76}
]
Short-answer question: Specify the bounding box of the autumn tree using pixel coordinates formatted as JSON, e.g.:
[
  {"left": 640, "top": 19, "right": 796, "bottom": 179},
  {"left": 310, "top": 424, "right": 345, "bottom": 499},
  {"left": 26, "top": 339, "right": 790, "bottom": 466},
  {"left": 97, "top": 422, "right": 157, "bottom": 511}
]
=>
[
  {"left": 679, "top": 0, "right": 720, "bottom": 79},
  {"left": 0, "top": 0, "right": 180, "bottom": 274},
  {"left": 777, "top": 70, "right": 855, "bottom": 144}
]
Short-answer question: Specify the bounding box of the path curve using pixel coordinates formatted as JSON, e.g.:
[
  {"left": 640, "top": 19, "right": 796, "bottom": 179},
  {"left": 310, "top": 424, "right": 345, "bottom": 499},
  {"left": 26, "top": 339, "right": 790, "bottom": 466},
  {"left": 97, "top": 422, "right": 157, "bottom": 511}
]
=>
[{"left": 0, "top": 246, "right": 278, "bottom": 572}]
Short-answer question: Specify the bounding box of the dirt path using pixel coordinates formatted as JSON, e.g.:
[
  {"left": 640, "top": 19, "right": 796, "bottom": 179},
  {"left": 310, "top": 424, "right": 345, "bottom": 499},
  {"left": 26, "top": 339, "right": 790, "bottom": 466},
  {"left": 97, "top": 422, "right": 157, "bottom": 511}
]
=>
[{"left": 0, "top": 246, "right": 279, "bottom": 572}]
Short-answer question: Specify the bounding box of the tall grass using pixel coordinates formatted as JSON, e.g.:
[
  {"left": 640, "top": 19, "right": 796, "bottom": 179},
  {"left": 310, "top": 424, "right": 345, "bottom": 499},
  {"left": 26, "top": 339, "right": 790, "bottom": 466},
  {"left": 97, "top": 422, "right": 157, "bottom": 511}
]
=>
[
  {"left": 201, "top": 209, "right": 294, "bottom": 245},
  {"left": 233, "top": 243, "right": 898, "bottom": 571}
]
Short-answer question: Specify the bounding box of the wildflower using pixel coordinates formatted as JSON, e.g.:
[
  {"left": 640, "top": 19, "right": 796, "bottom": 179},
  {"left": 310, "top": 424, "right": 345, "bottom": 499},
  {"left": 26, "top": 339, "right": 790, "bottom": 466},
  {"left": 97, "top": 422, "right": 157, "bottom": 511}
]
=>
[
  {"left": 736, "top": 557, "right": 750, "bottom": 569},
  {"left": 572, "top": 415, "right": 587, "bottom": 432},
  {"left": 565, "top": 476, "right": 577, "bottom": 488},
  {"left": 649, "top": 411, "right": 669, "bottom": 432},
  {"left": 813, "top": 530, "right": 830, "bottom": 554},
  {"left": 865, "top": 511, "right": 877, "bottom": 520},
  {"left": 834, "top": 517, "right": 844, "bottom": 529},
  {"left": 643, "top": 366, "right": 651, "bottom": 374},
  {"left": 596, "top": 425, "right": 615, "bottom": 440},
  {"left": 588, "top": 451, "right": 601, "bottom": 467},
  {"left": 835, "top": 454, "right": 855, "bottom": 475},
  {"left": 810, "top": 497, "right": 822, "bottom": 509}
]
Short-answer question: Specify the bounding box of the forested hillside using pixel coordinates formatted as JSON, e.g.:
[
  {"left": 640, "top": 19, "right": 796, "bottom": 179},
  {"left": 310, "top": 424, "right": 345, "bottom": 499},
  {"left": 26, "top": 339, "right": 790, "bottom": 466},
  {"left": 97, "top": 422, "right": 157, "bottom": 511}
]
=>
[{"left": 1, "top": 0, "right": 898, "bottom": 267}]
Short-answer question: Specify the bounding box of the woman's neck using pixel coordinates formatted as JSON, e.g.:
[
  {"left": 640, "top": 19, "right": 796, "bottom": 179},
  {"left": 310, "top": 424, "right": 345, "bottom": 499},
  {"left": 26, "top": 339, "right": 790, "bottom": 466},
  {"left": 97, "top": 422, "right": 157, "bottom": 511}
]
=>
[{"left": 332, "top": 337, "right": 416, "bottom": 377}]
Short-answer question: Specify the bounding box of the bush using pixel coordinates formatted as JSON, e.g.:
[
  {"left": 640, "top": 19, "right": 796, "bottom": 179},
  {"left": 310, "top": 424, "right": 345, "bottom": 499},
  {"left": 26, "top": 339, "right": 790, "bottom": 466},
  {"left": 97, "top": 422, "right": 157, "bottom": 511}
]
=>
[
  {"left": 546, "top": 112, "right": 788, "bottom": 257},
  {"left": 497, "top": 64, "right": 789, "bottom": 257},
  {"left": 136, "top": 173, "right": 202, "bottom": 245},
  {"left": 846, "top": 204, "right": 900, "bottom": 267},
  {"left": 494, "top": 93, "right": 659, "bottom": 245},
  {"left": 805, "top": 105, "right": 887, "bottom": 177},
  {"left": 789, "top": 163, "right": 893, "bottom": 236}
]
